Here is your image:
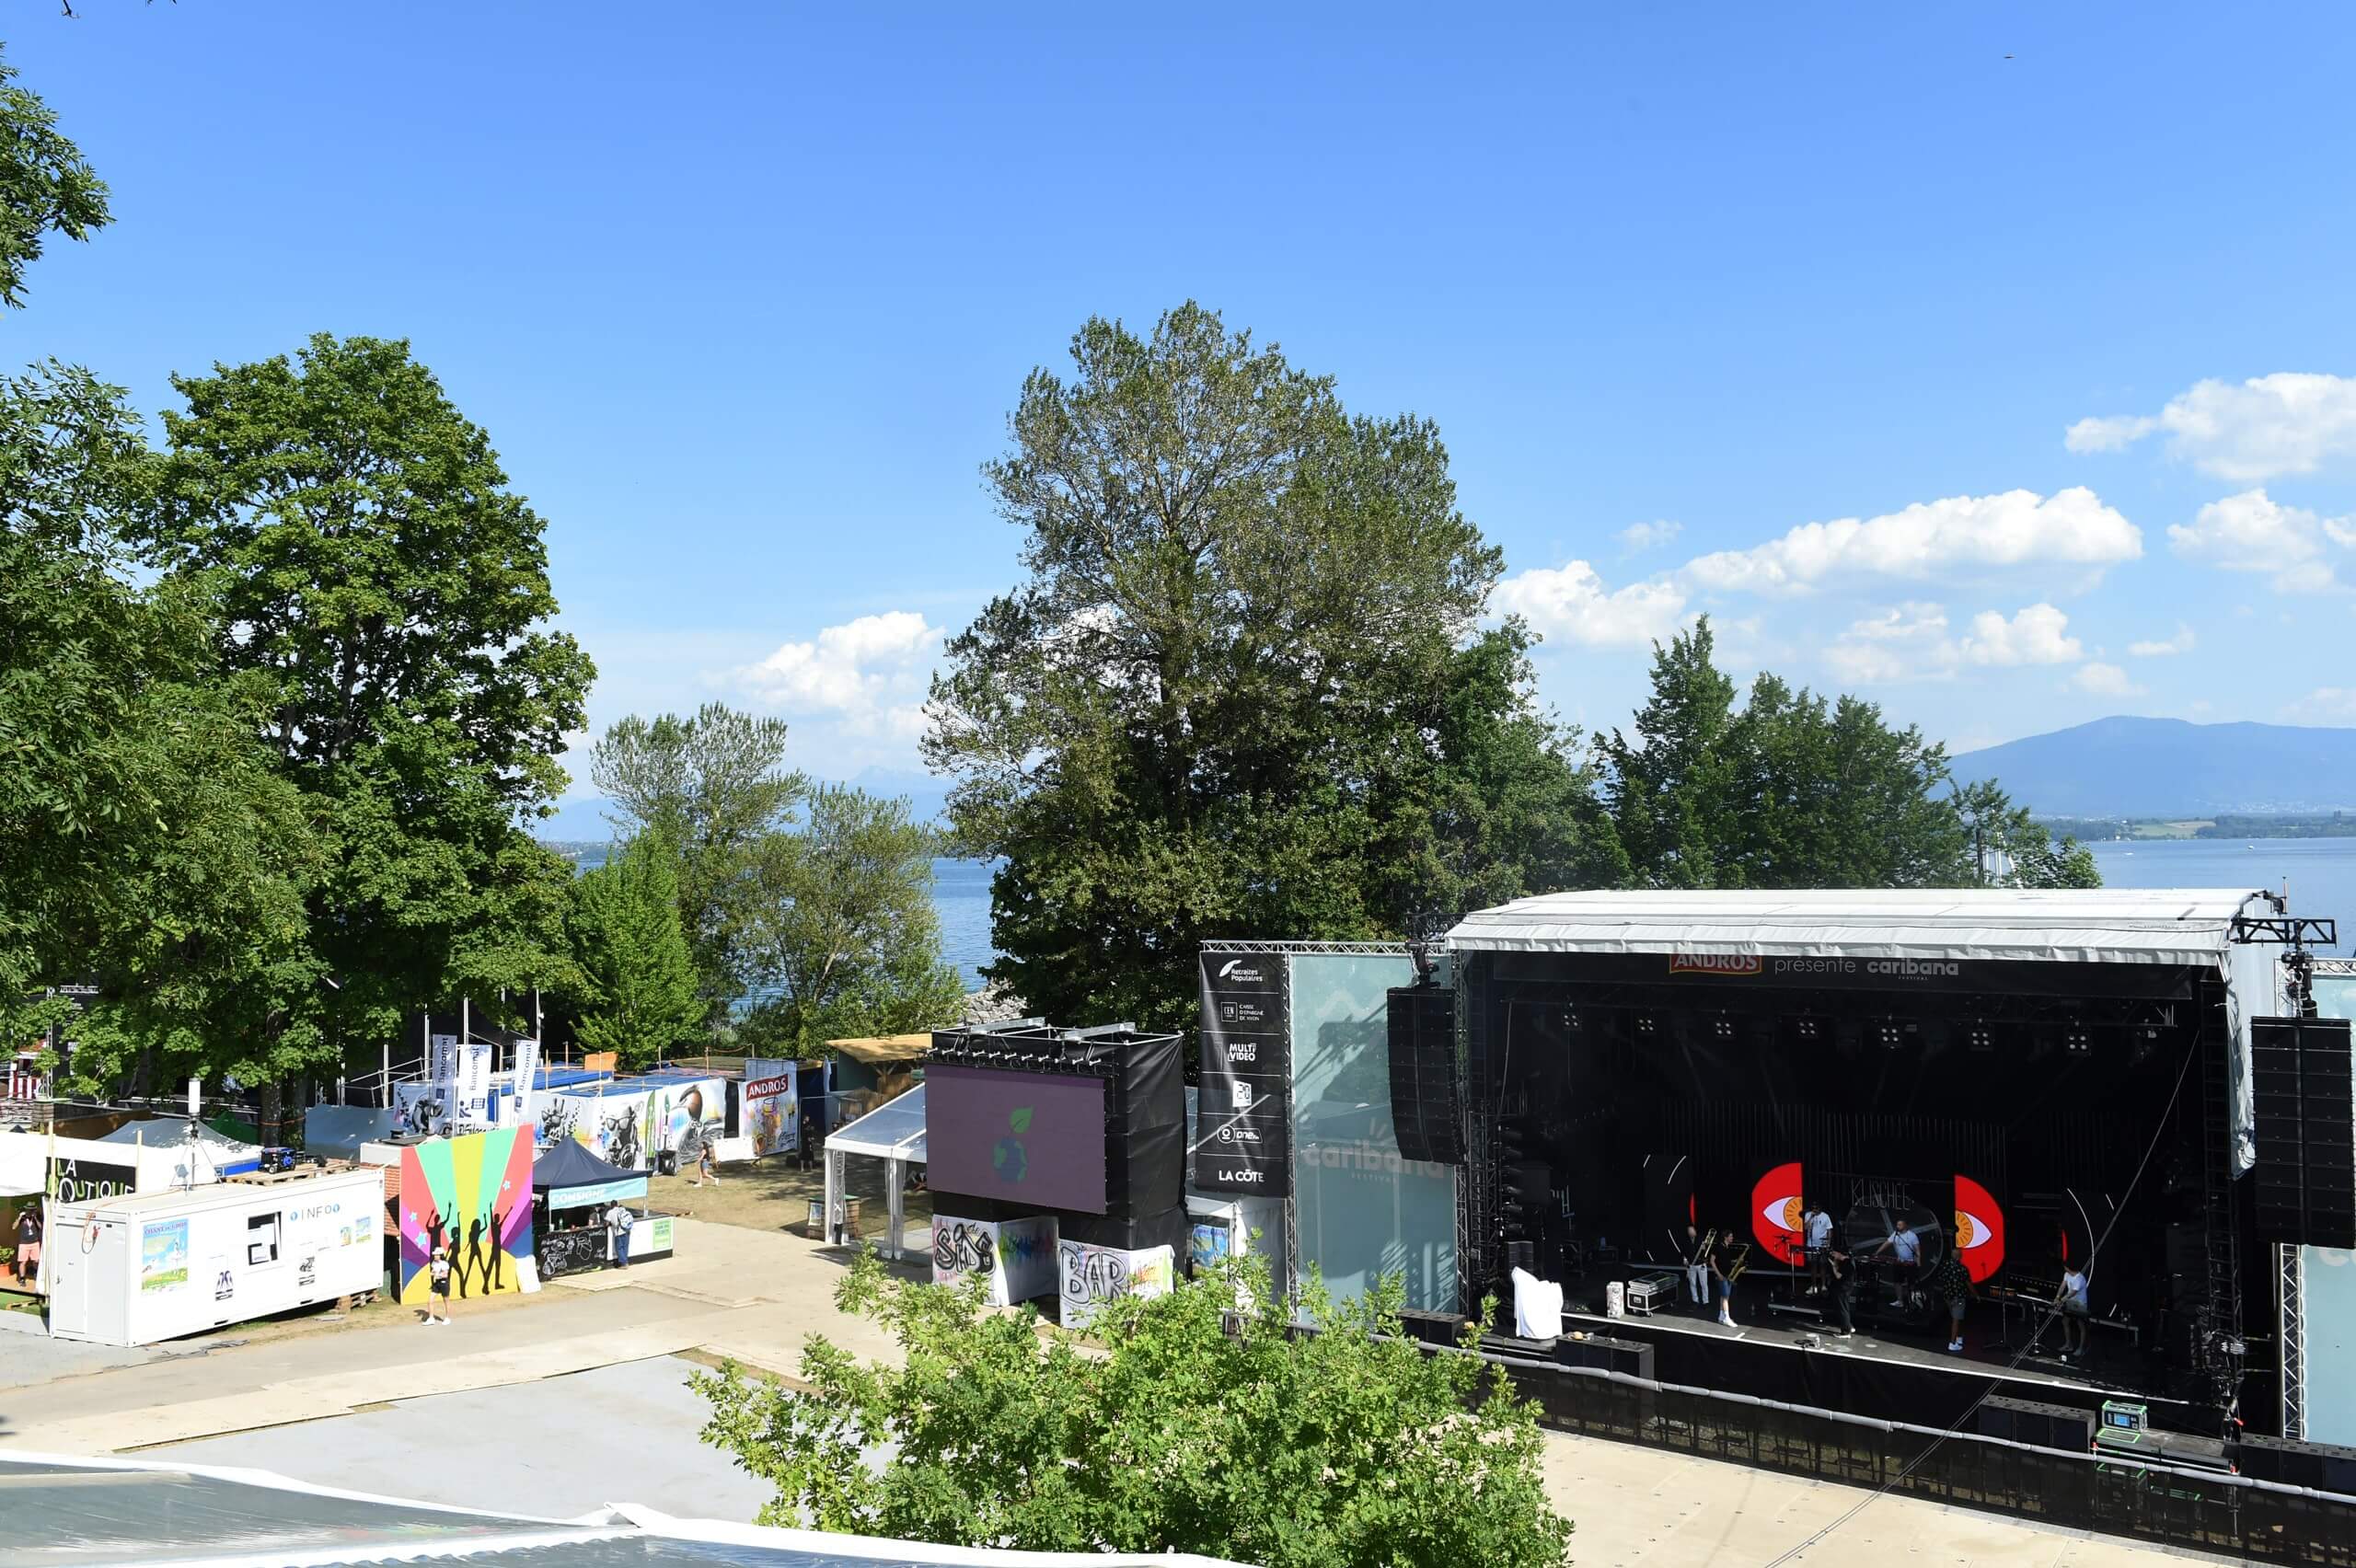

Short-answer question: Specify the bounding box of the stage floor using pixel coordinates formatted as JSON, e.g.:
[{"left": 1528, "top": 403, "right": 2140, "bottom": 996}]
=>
[{"left": 1561, "top": 1291, "right": 2158, "bottom": 1406}]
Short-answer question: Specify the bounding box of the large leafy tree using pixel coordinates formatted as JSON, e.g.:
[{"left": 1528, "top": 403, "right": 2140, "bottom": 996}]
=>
[
  {"left": 1600, "top": 619, "right": 2090, "bottom": 891},
  {"left": 1951, "top": 778, "right": 2102, "bottom": 889},
  {"left": 696, "top": 1252, "right": 1573, "bottom": 1568},
  {"left": 568, "top": 831, "right": 703, "bottom": 1070},
  {"left": 927, "top": 304, "right": 1623, "bottom": 1032},
  {"left": 136, "top": 334, "right": 595, "bottom": 1124},
  {"left": 736, "top": 784, "right": 964, "bottom": 1051},
  {"left": 0, "top": 365, "right": 321, "bottom": 1091},
  {"left": 591, "top": 703, "right": 804, "bottom": 1021},
  {"left": 0, "top": 42, "right": 110, "bottom": 310}
]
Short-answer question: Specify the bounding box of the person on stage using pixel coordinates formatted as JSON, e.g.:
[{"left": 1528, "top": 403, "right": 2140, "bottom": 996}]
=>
[
  {"left": 1803, "top": 1201, "right": 1833, "bottom": 1295},
  {"left": 2056, "top": 1262, "right": 2092, "bottom": 1363},
  {"left": 1683, "top": 1223, "right": 1711, "bottom": 1310},
  {"left": 1710, "top": 1235, "right": 1738, "bottom": 1328},
  {"left": 1929, "top": 1247, "right": 1976, "bottom": 1353},
  {"left": 1871, "top": 1217, "right": 1921, "bottom": 1306},
  {"left": 1825, "top": 1246, "right": 1856, "bottom": 1338}
]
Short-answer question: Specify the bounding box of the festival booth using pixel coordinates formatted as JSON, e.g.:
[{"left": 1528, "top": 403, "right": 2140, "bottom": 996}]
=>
[
  {"left": 829, "top": 1034, "right": 929, "bottom": 1121},
  {"left": 44, "top": 1166, "right": 383, "bottom": 1346},
  {"left": 823, "top": 1083, "right": 927, "bottom": 1262},
  {"left": 530, "top": 1136, "right": 667, "bottom": 1277},
  {"left": 538, "top": 1073, "right": 724, "bottom": 1173}
]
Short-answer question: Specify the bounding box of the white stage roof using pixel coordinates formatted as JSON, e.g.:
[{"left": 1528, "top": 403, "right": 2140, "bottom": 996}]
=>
[{"left": 1446, "top": 888, "right": 2276, "bottom": 969}]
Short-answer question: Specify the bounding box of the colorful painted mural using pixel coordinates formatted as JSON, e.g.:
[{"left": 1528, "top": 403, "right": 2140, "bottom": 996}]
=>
[{"left": 396, "top": 1124, "right": 536, "bottom": 1305}]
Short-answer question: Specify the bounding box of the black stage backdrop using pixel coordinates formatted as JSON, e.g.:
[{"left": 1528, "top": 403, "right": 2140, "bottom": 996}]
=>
[{"left": 1465, "top": 959, "right": 2222, "bottom": 1359}]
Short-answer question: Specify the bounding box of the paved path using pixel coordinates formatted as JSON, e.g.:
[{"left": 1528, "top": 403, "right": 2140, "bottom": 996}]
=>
[{"left": 0, "top": 1216, "right": 2220, "bottom": 1565}]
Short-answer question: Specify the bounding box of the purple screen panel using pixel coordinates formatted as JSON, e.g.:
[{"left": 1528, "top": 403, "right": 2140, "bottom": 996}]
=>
[{"left": 926, "top": 1065, "right": 1107, "bottom": 1215}]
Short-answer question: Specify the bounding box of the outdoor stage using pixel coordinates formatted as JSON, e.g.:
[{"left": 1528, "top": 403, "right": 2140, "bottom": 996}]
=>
[{"left": 1436, "top": 888, "right": 2341, "bottom": 1440}]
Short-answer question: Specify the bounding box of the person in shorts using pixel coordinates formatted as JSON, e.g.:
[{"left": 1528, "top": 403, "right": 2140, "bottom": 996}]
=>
[
  {"left": 426, "top": 1244, "right": 454, "bottom": 1325},
  {"left": 12, "top": 1203, "right": 40, "bottom": 1289},
  {"left": 2057, "top": 1263, "right": 2091, "bottom": 1362}
]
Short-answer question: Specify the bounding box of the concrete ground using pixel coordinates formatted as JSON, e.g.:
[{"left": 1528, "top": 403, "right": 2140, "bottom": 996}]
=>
[
  {"left": 156, "top": 1355, "right": 774, "bottom": 1523},
  {"left": 0, "top": 1191, "right": 2228, "bottom": 1566}
]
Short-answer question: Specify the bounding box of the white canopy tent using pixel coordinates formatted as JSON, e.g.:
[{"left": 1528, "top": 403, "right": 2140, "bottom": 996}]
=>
[
  {"left": 94, "top": 1116, "right": 261, "bottom": 1186},
  {"left": 823, "top": 1082, "right": 927, "bottom": 1262}
]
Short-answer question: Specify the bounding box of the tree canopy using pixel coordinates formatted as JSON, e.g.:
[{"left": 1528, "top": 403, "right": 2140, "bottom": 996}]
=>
[
  {"left": 1600, "top": 619, "right": 2099, "bottom": 891},
  {"left": 0, "top": 43, "right": 110, "bottom": 310},
  {"left": 927, "top": 303, "right": 1623, "bottom": 1032},
  {"left": 592, "top": 703, "right": 804, "bottom": 1022},
  {"left": 568, "top": 830, "right": 703, "bottom": 1070},
  {"left": 696, "top": 1252, "right": 1573, "bottom": 1568}
]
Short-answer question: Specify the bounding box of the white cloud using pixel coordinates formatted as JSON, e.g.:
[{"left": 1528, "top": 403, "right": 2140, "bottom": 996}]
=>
[
  {"left": 1823, "top": 601, "right": 2082, "bottom": 682},
  {"left": 2073, "top": 662, "right": 2143, "bottom": 698},
  {"left": 2066, "top": 373, "right": 2356, "bottom": 480},
  {"left": 1823, "top": 603, "right": 1949, "bottom": 684},
  {"left": 2128, "top": 624, "right": 2197, "bottom": 657},
  {"left": 734, "top": 611, "right": 941, "bottom": 712},
  {"left": 1957, "top": 603, "right": 2082, "bottom": 666},
  {"left": 2166, "top": 489, "right": 2352, "bottom": 594},
  {"left": 1681, "top": 488, "right": 2141, "bottom": 594},
  {"left": 1616, "top": 519, "right": 1683, "bottom": 555},
  {"left": 1495, "top": 559, "right": 1688, "bottom": 648},
  {"left": 2286, "top": 686, "right": 2356, "bottom": 722}
]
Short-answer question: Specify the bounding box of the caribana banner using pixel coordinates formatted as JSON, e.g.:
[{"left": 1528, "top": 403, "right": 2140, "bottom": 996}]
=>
[{"left": 397, "top": 1124, "right": 536, "bottom": 1305}]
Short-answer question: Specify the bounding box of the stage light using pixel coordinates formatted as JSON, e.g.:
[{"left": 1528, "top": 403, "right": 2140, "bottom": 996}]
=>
[
  {"left": 1712, "top": 1014, "right": 1736, "bottom": 1042},
  {"left": 1635, "top": 1013, "right": 1659, "bottom": 1039},
  {"left": 1967, "top": 1021, "right": 1996, "bottom": 1053},
  {"left": 2064, "top": 1025, "right": 2092, "bottom": 1055}
]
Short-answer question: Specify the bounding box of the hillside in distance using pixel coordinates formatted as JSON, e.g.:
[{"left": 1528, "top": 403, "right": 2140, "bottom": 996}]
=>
[{"left": 1950, "top": 717, "right": 2356, "bottom": 819}]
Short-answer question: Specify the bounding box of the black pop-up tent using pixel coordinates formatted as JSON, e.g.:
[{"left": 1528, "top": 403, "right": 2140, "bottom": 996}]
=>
[
  {"left": 531, "top": 1138, "right": 647, "bottom": 1206},
  {"left": 531, "top": 1137, "right": 654, "bottom": 1278}
]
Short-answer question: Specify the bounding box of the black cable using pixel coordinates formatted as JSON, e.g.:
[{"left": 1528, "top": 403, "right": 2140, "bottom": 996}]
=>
[{"left": 1761, "top": 1026, "right": 2203, "bottom": 1567}]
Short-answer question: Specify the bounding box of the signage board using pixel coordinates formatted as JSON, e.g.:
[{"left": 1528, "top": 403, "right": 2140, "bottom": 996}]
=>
[{"left": 1195, "top": 950, "right": 1292, "bottom": 1196}]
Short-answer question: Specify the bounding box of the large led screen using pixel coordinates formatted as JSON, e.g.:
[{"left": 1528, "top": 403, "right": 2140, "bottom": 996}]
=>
[{"left": 927, "top": 1065, "right": 1108, "bottom": 1215}]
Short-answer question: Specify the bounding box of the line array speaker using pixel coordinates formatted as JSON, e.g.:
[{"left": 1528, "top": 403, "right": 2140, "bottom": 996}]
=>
[
  {"left": 1387, "top": 986, "right": 1465, "bottom": 1165},
  {"left": 2234, "top": 1433, "right": 2356, "bottom": 1494},
  {"left": 2252, "top": 1018, "right": 2356, "bottom": 1250}
]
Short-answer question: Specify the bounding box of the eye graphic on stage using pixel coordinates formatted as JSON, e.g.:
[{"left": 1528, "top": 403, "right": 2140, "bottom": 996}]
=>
[
  {"left": 1953, "top": 1173, "right": 2005, "bottom": 1283},
  {"left": 1750, "top": 1160, "right": 1804, "bottom": 1264}
]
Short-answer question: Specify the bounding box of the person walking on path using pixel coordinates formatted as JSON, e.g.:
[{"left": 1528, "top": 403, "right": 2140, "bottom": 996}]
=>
[
  {"left": 425, "top": 1244, "right": 454, "bottom": 1325},
  {"left": 691, "top": 1142, "right": 720, "bottom": 1187}
]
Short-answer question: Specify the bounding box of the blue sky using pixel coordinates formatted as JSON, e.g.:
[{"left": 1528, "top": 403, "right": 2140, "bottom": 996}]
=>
[{"left": 11, "top": 5, "right": 2356, "bottom": 834}]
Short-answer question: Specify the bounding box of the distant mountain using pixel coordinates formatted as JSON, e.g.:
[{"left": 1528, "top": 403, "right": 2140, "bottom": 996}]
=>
[{"left": 1951, "top": 717, "right": 2356, "bottom": 819}]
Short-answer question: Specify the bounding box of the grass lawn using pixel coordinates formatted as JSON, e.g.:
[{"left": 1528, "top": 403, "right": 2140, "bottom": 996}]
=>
[{"left": 645, "top": 1151, "right": 934, "bottom": 1249}]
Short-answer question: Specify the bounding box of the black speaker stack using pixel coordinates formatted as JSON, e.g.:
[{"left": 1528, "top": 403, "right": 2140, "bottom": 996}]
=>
[
  {"left": 1975, "top": 1396, "right": 2096, "bottom": 1453},
  {"left": 1553, "top": 1332, "right": 1657, "bottom": 1381},
  {"left": 1386, "top": 986, "right": 1464, "bottom": 1165},
  {"left": 2235, "top": 1434, "right": 2356, "bottom": 1495},
  {"left": 2252, "top": 1017, "right": 2356, "bottom": 1250}
]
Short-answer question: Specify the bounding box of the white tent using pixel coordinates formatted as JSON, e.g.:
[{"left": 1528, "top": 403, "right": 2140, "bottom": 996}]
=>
[
  {"left": 822, "top": 1083, "right": 926, "bottom": 1262},
  {"left": 95, "top": 1117, "right": 261, "bottom": 1186}
]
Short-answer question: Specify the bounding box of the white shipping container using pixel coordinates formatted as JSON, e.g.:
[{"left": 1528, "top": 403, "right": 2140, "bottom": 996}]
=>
[{"left": 44, "top": 1168, "right": 384, "bottom": 1347}]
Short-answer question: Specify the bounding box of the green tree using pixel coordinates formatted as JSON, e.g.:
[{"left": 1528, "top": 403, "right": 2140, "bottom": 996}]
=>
[
  {"left": 569, "top": 832, "right": 703, "bottom": 1069},
  {"left": 695, "top": 1251, "right": 1572, "bottom": 1568},
  {"left": 1598, "top": 619, "right": 1739, "bottom": 888},
  {"left": 736, "top": 785, "right": 964, "bottom": 1051},
  {"left": 1951, "top": 778, "right": 2102, "bottom": 889},
  {"left": 593, "top": 703, "right": 805, "bottom": 1022},
  {"left": 137, "top": 333, "right": 595, "bottom": 1125},
  {"left": 0, "top": 364, "right": 323, "bottom": 1095},
  {"left": 0, "top": 43, "right": 110, "bottom": 310},
  {"left": 927, "top": 303, "right": 1623, "bottom": 1032}
]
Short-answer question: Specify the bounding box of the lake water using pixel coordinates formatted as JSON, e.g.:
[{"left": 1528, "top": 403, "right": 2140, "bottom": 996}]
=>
[
  {"left": 570, "top": 839, "right": 2356, "bottom": 998},
  {"left": 2087, "top": 836, "right": 2354, "bottom": 953}
]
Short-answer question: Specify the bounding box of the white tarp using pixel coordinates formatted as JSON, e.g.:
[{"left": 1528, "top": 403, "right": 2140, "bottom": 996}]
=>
[
  {"left": 1447, "top": 887, "right": 2269, "bottom": 968},
  {"left": 823, "top": 1084, "right": 927, "bottom": 1263}
]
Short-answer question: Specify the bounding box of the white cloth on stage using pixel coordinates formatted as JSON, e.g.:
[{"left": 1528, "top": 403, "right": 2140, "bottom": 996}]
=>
[{"left": 1511, "top": 1266, "right": 1564, "bottom": 1340}]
